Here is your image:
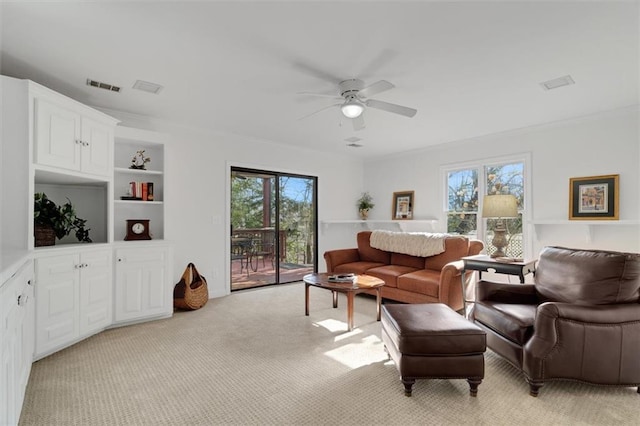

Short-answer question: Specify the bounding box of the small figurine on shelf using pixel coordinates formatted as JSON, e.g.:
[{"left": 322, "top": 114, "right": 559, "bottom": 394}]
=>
[{"left": 130, "top": 150, "right": 151, "bottom": 170}]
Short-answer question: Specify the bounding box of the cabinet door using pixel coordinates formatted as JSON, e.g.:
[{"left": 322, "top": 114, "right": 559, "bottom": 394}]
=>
[
  {"left": 1, "top": 308, "right": 17, "bottom": 426},
  {"left": 1, "top": 261, "right": 33, "bottom": 426},
  {"left": 81, "top": 117, "right": 113, "bottom": 177},
  {"left": 1, "top": 280, "right": 17, "bottom": 426},
  {"left": 34, "top": 97, "right": 82, "bottom": 171},
  {"left": 15, "top": 265, "right": 34, "bottom": 402},
  {"left": 114, "top": 248, "right": 169, "bottom": 322},
  {"left": 35, "top": 254, "right": 80, "bottom": 357},
  {"left": 79, "top": 250, "right": 112, "bottom": 336}
]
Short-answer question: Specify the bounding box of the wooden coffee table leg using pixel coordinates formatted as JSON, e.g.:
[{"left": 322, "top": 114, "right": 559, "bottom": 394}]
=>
[
  {"left": 347, "top": 291, "right": 354, "bottom": 331},
  {"left": 376, "top": 288, "right": 381, "bottom": 321},
  {"left": 333, "top": 290, "right": 338, "bottom": 308},
  {"left": 305, "top": 283, "right": 310, "bottom": 316}
]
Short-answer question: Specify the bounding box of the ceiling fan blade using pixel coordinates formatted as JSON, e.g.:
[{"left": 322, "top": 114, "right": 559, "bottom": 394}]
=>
[
  {"left": 366, "top": 99, "right": 417, "bottom": 118},
  {"left": 352, "top": 114, "right": 365, "bottom": 131},
  {"left": 292, "top": 61, "right": 343, "bottom": 84},
  {"left": 296, "top": 91, "right": 341, "bottom": 99},
  {"left": 297, "top": 103, "right": 341, "bottom": 120},
  {"left": 358, "top": 80, "right": 395, "bottom": 98}
]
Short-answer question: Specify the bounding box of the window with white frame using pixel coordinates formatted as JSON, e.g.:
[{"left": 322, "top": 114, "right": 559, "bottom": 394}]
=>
[{"left": 444, "top": 155, "right": 529, "bottom": 258}]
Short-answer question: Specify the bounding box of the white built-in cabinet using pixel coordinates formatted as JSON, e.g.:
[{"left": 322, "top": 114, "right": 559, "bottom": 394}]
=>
[
  {"left": 114, "top": 245, "right": 173, "bottom": 324},
  {"left": 0, "top": 260, "right": 34, "bottom": 426},
  {"left": 34, "top": 97, "right": 114, "bottom": 178},
  {"left": 1, "top": 75, "right": 175, "bottom": 424},
  {"left": 34, "top": 248, "right": 112, "bottom": 359}
]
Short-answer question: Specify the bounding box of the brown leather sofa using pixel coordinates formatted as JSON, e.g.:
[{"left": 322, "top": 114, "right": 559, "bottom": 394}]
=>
[
  {"left": 470, "top": 246, "right": 640, "bottom": 396},
  {"left": 323, "top": 231, "right": 483, "bottom": 311}
]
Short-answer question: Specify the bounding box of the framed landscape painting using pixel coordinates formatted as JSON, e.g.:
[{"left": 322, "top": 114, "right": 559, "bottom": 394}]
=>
[
  {"left": 392, "top": 191, "right": 414, "bottom": 220},
  {"left": 569, "top": 174, "right": 619, "bottom": 220}
]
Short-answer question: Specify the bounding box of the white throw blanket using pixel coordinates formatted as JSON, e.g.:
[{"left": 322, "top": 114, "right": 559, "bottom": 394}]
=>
[{"left": 370, "top": 230, "right": 448, "bottom": 257}]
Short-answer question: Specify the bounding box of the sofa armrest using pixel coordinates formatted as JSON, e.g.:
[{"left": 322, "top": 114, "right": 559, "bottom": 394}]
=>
[
  {"left": 437, "top": 260, "right": 472, "bottom": 309},
  {"left": 476, "top": 280, "right": 538, "bottom": 304},
  {"left": 524, "top": 302, "right": 640, "bottom": 382},
  {"left": 323, "top": 248, "right": 360, "bottom": 273},
  {"left": 537, "top": 301, "right": 640, "bottom": 324}
]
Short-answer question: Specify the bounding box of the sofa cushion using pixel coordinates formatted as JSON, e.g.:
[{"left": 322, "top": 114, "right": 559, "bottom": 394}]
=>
[
  {"left": 473, "top": 301, "right": 536, "bottom": 345},
  {"left": 367, "top": 265, "right": 419, "bottom": 288},
  {"left": 397, "top": 269, "right": 441, "bottom": 298},
  {"left": 390, "top": 252, "right": 426, "bottom": 269},
  {"left": 424, "top": 236, "right": 469, "bottom": 271},
  {"left": 535, "top": 246, "right": 640, "bottom": 305},
  {"left": 357, "top": 231, "right": 390, "bottom": 264},
  {"left": 333, "top": 261, "right": 386, "bottom": 275}
]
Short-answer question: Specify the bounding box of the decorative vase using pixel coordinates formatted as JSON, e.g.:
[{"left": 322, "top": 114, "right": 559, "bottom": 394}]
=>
[
  {"left": 359, "top": 208, "right": 369, "bottom": 220},
  {"left": 34, "top": 224, "right": 56, "bottom": 247}
]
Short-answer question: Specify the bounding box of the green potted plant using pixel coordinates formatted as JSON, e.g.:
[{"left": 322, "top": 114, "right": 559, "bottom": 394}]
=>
[
  {"left": 34, "top": 193, "right": 92, "bottom": 246},
  {"left": 357, "top": 192, "right": 375, "bottom": 220}
]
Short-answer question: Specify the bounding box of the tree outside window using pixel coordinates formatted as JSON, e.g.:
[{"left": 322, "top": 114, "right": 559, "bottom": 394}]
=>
[
  {"left": 447, "top": 169, "right": 478, "bottom": 236},
  {"left": 446, "top": 161, "right": 526, "bottom": 258}
]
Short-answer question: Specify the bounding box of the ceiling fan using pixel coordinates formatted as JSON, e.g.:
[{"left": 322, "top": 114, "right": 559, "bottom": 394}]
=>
[{"left": 298, "top": 79, "right": 417, "bottom": 131}]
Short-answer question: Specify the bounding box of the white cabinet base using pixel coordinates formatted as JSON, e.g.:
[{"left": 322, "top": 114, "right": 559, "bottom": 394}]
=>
[
  {"left": 114, "top": 244, "right": 173, "bottom": 325},
  {"left": 34, "top": 248, "right": 112, "bottom": 360}
]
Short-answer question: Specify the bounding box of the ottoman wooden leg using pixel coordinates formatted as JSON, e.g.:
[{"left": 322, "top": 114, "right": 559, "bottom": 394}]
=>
[
  {"left": 467, "top": 378, "right": 482, "bottom": 397},
  {"left": 402, "top": 377, "right": 416, "bottom": 397}
]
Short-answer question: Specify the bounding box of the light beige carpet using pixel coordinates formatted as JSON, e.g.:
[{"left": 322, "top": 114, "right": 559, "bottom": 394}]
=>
[{"left": 20, "top": 282, "right": 638, "bottom": 425}]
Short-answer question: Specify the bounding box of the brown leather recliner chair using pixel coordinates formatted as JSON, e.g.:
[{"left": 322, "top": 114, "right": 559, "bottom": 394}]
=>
[{"left": 470, "top": 246, "right": 640, "bottom": 396}]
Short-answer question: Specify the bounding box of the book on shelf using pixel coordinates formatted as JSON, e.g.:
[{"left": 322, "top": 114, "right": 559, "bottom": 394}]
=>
[
  {"left": 127, "top": 181, "right": 156, "bottom": 201},
  {"left": 147, "top": 182, "right": 154, "bottom": 201}
]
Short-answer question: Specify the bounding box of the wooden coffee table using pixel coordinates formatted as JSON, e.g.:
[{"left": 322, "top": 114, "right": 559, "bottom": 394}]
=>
[{"left": 303, "top": 273, "right": 385, "bottom": 331}]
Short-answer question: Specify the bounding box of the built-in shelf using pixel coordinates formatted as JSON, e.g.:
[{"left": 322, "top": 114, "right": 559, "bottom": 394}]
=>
[
  {"left": 114, "top": 167, "right": 163, "bottom": 176},
  {"left": 321, "top": 219, "right": 438, "bottom": 233},
  {"left": 114, "top": 200, "right": 164, "bottom": 206},
  {"left": 530, "top": 220, "right": 640, "bottom": 243},
  {"left": 114, "top": 126, "right": 166, "bottom": 241}
]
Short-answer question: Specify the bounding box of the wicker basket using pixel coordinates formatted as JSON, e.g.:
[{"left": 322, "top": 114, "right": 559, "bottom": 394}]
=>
[
  {"left": 173, "top": 263, "right": 209, "bottom": 310},
  {"left": 35, "top": 224, "right": 56, "bottom": 247}
]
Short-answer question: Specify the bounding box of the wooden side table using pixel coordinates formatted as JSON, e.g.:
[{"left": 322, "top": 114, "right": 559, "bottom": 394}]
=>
[{"left": 461, "top": 255, "right": 537, "bottom": 314}]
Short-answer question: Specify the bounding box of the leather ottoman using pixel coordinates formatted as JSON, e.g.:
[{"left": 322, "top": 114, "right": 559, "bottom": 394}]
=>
[{"left": 381, "top": 303, "right": 487, "bottom": 397}]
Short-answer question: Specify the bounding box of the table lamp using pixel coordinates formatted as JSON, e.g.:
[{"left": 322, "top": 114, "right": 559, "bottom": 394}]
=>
[{"left": 482, "top": 194, "right": 518, "bottom": 258}]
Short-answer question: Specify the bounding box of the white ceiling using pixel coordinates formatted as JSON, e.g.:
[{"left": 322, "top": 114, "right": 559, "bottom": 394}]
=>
[{"left": 1, "top": 1, "right": 638, "bottom": 159}]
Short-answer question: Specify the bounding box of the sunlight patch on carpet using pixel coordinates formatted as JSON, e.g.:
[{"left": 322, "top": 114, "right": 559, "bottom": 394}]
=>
[
  {"left": 314, "top": 318, "right": 351, "bottom": 333},
  {"left": 324, "top": 334, "right": 387, "bottom": 369}
]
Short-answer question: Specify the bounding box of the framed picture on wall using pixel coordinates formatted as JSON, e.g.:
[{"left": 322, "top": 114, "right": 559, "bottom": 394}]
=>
[
  {"left": 569, "top": 174, "right": 619, "bottom": 220},
  {"left": 392, "top": 191, "right": 414, "bottom": 220}
]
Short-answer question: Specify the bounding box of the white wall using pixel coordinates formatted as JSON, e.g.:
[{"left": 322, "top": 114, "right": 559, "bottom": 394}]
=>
[
  {"left": 106, "top": 106, "right": 639, "bottom": 298},
  {"left": 363, "top": 106, "right": 640, "bottom": 257},
  {"left": 104, "top": 112, "right": 365, "bottom": 298}
]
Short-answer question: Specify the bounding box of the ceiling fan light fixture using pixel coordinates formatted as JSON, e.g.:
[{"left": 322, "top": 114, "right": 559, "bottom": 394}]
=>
[{"left": 341, "top": 98, "right": 364, "bottom": 118}]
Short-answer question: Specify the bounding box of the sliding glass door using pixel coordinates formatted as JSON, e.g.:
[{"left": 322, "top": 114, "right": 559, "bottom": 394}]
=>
[{"left": 230, "top": 167, "right": 317, "bottom": 291}]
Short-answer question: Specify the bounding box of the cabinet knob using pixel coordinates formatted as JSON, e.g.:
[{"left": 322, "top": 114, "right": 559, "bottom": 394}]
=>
[
  {"left": 75, "top": 139, "right": 83, "bottom": 145},
  {"left": 82, "top": 141, "right": 89, "bottom": 147},
  {"left": 28, "top": 279, "right": 32, "bottom": 285},
  {"left": 118, "top": 258, "right": 123, "bottom": 262},
  {"left": 17, "top": 294, "right": 28, "bottom": 306}
]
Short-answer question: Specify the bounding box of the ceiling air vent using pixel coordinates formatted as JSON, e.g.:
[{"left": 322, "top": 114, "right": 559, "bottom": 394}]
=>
[
  {"left": 540, "top": 75, "right": 575, "bottom": 91},
  {"left": 132, "top": 80, "right": 164, "bottom": 94},
  {"left": 345, "top": 136, "right": 363, "bottom": 148},
  {"left": 86, "top": 79, "right": 121, "bottom": 93}
]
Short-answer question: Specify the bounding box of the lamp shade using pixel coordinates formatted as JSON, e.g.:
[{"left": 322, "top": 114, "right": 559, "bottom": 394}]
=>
[
  {"left": 482, "top": 194, "right": 518, "bottom": 218},
  {"left": 341, "top": 99, "right": 364, "bottom": 118}
]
